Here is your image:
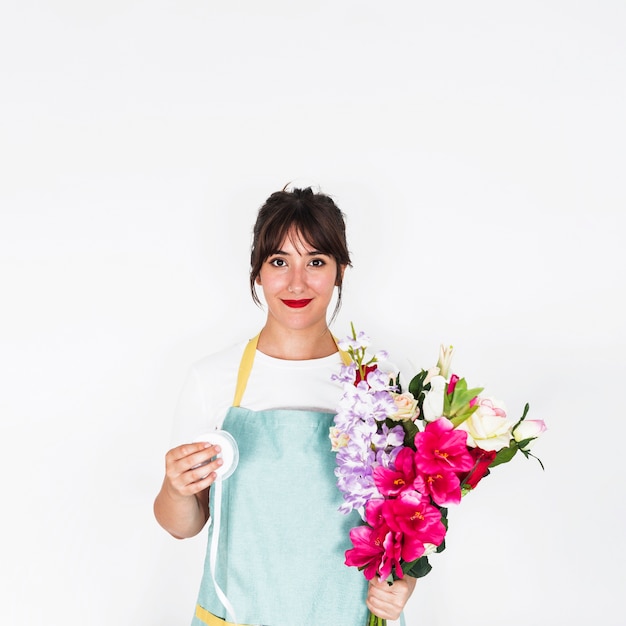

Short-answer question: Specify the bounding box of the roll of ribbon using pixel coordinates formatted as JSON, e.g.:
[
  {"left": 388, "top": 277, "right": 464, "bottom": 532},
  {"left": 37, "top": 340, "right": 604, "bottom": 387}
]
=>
[{"left": 193, "top": 430, "right": 239, "bottom": 479}]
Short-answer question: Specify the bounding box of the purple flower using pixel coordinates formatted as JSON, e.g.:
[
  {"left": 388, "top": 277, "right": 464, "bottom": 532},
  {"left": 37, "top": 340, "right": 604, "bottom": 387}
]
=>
[
  {"left": 366, "top": 368, "right": 392, "bottom": 391},
  {"left": 331, "top": 363, "right": 357, "bottom": 385},
  {"left": 371, "top": 423, "right": 405, "bottom": 451}
]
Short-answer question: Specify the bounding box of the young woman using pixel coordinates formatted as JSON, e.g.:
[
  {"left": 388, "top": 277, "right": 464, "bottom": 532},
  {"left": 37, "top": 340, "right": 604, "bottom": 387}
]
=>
[{"left": 154, "top": 187, "right": 416, "bottom": 625}]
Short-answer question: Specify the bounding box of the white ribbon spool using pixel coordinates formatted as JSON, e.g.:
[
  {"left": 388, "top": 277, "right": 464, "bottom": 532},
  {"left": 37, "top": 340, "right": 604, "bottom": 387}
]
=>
[
  {"left": 193, "top": 430, "right": 239, "bottom": 479},
  {"left": 193, "top": 430, "right": 240, "bottom": 625}
]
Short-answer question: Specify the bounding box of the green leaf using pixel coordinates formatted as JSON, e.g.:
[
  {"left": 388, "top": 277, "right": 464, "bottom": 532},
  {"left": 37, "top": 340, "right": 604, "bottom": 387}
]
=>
[
  {"left": 402, "top": 555, "right": 433, "bottom": 579},
  {"left": 515, "top": 437, "right": 534, "bottom": 450},
  {"left": 401, "top": 419, "right": 419, "bottom": 446},
  {"left": 449, "top": 403, "right": 480, "bottom": 427},
  {"left": 511, "top": 402, "right": 531, "bottom": 433},
  {"left": 437, "top": 507, "right": 448, "bottom": 552},
  {"left": 408, "top": 370, "right": 429, "bottom": 398},
  {"left": 490, "top": 444, "right": 518, "bottom": 468},
  {"left": 439, "top": 507, "right": 449, "bottom": 528},
  {"left": 445, "top": 378, "right": 484, "bottom": 419}
]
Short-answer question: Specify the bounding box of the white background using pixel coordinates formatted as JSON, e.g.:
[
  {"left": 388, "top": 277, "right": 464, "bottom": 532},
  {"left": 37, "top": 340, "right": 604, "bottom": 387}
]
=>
[{"left": 1, "top": 1, "right": 624, "bottom": 625}]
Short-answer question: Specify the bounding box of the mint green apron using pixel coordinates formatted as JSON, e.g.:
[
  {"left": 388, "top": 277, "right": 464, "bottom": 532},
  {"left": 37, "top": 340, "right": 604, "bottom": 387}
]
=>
[{"left": 191, "top": 337, "right": 368, "bottom": 626}]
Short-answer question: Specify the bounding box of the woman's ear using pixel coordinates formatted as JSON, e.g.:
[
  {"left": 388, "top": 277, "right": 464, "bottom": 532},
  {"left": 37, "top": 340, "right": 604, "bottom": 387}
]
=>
[{"left": 255, "top": 275, "right": 262, "bottom": 286}]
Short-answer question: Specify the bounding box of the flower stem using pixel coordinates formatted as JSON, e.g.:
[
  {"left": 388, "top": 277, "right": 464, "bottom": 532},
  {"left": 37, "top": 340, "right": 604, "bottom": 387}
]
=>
[{"left": 366, "top": 609, "right": 386, "bottom": 626}]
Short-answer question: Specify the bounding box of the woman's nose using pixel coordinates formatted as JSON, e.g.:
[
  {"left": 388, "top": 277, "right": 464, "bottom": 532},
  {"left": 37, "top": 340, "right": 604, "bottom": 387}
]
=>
[{"left": 287, "top": 267, "right": 305, "bottom": 294}]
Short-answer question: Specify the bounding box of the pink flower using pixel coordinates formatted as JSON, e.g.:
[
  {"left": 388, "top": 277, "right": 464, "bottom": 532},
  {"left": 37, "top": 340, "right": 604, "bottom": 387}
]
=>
[
  {"left": 447, "top": 374, "right": 460, "bottom": 394},
  {"left": 373, "top": 447, "right": 417, "bottom": 497},
  {"left": 380, "top": 530, "right": 405, "bottom": 580},
  {"left": 345, "top": 523, "right": 389, "bottom": 580},
  {"left": 345, "top": 499, "right": 402, "bottom": 580},
  {"left": 345, "top": 489, "right": 448, "bottom": 581},
  {"left": 414, "top": 417, "right": 474, "bottom": 475},
  {"left": 414, "top": 469, "right": 464, "bottom": 506},
  {"left": 382, "top": 491, "right": 446, "bottom": 548}
]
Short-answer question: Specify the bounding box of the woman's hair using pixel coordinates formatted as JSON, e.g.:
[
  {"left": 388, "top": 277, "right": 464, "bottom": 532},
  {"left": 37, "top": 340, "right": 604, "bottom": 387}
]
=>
[{"left": 250, "top": 186, "right": 352, "bottom": 322}]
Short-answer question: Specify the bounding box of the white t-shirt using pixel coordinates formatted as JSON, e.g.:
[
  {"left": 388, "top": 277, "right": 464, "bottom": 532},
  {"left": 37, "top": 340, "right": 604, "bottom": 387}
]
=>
[{"left": 171, "top": 341, "right": 347, "bottom": 446}]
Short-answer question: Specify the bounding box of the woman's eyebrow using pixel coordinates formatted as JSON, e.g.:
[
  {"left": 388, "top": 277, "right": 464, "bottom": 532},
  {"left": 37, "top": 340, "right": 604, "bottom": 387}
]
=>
[{"left": 271, "top": 249, "right": 328, "bottom": 256}]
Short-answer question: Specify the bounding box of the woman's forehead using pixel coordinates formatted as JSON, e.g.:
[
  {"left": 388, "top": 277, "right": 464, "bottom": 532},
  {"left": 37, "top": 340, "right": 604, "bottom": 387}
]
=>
[{"left": 277, "top": 227, "right": 325, "bottom": 254}]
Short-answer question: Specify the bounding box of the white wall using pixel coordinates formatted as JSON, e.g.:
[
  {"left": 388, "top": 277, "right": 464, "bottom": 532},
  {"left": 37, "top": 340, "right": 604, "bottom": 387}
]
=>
[{"left": 1, "top": 1, "right": 624, "bottom": 625}]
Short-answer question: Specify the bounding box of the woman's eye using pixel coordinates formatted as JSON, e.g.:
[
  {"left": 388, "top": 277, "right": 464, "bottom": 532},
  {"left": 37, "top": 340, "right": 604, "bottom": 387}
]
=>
[
  {"left": 269, "top": 258, "right": 286, "bottom": 267},
  {"left": 310, "top": 258, "right": 326, "bottom": 267}
]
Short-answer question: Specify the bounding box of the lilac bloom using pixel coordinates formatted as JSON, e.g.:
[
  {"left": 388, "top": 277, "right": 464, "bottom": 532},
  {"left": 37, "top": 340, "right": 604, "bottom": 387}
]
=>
[
  {"left": 375, "top": 445, "right": 402, "bottom": 469},
  {"left": 366, "top": 368, "right": 392, "bottom": 391},
  {"left": 371, "top": 423, "right": 405, "bottom": 451},
  {"left": 338, "top": 331, "right": 371, "bottom": 352},
  {"left": 369, "top": 390, "right": 398, "bottom": 421},
  {"left": 331, "top": 363, "right": 357, "bottom": 385}
]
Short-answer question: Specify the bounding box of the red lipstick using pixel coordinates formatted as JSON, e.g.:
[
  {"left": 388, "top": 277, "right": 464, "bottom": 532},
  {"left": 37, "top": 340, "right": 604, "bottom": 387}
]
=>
[{"left": 282, "top": 299, "right": 312, "bottom": 308}]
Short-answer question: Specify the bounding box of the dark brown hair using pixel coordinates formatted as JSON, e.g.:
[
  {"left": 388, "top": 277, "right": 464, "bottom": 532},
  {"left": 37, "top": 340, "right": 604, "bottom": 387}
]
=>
[{"left": 250, "top": 187, "right": 352, "bottom": 321}]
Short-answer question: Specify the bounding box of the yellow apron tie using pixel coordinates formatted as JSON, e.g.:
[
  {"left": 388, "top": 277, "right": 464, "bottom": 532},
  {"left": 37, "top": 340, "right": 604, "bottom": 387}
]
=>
[{"left": 195, "top": 603, "right": 256, "bottom": 626}]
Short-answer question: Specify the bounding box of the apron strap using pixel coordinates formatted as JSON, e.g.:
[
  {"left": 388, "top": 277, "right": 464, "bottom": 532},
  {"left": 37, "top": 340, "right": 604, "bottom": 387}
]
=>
[
  {"left": 231, "top": 333, "right": 351, "bottom": 407},
  {"left": 232, "top": 334, "right": 259, "bottom": 408},
  {"left": 336, "top": 336, "right": 352, "bottom": 366}
]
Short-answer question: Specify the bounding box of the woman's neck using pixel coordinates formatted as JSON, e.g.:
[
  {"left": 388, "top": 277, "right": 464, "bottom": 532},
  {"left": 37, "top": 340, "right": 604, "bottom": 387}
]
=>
[{"left": 256, "top": 323, "right": 337, "bottom": 360}]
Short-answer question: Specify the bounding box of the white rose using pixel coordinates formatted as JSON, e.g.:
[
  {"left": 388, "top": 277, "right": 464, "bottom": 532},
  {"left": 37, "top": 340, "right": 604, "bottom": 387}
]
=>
[
  {"left": 513, "top": 419, "right": 547, "bottom": 450},
  {"left": 458, "top": 397, "right": 514, "bottom": 451},
  {"left": 388, "top": 392, "right": 420, "bottom": 421},
  {"left": 422, "top": 375, "right": 447, "bottom": 422}
]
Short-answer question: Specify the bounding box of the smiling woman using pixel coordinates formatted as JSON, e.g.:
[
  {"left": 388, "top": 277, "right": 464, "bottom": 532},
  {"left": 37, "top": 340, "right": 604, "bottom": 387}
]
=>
[
  {"left": 255, "top": 233, "right": 344, "bottom": 356},
  {"left": 153, "top": 186, "right": 417, "bottom": 625},
  {"left": 249, "top": 187, "right": 351, "bottom": 321}
]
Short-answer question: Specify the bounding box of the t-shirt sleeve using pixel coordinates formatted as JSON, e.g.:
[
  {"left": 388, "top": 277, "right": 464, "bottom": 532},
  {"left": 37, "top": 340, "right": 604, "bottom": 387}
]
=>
[
  {"left": 170, "top": 365, "right": 213, "bottom": 446},
  {"left": 169, "top": 342, "right": 245, "bottom": 446}
]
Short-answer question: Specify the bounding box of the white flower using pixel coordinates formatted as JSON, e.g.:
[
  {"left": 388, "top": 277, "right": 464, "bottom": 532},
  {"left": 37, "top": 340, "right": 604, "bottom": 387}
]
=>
[
  {"left": 436, "top": 345, "right": 454, "bottom": 380},
  {"left": 513, "top": 419, "right": 547, "bottom": 450},
  {"left": 458, "top": 397, "right": 514, "bottom": 451},
  {"left": 423, "top": 366, "right": 440, "bottom": 386},
  {"left": 422, "top": 375, "right": 447, "bottom": 421},
  {"left": 423, "top": 543, "right": 438, "bottom": 557},
  {"left": 388, "top": 392, "right": 420, "bottom": 421}
]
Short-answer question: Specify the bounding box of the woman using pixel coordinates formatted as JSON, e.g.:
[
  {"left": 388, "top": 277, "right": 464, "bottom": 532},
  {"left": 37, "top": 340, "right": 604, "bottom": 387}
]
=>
[{"left": 154, "top": 187, "right": 416, "bottom": 625}]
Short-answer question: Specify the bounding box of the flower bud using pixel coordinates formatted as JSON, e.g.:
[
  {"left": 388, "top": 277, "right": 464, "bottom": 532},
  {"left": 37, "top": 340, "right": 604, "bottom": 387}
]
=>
[{"left": 513, "top": 419, "right": 547, "bottom": 450}]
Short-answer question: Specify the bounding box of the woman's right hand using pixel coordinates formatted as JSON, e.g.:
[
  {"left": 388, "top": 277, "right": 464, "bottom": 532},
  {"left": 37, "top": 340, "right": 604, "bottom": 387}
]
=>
[
  {"left": 154, "top": 442, "right": 223, "bottom": 538},
  {"left": 163, "top": 441, "right": 224, "bottom": 497}
]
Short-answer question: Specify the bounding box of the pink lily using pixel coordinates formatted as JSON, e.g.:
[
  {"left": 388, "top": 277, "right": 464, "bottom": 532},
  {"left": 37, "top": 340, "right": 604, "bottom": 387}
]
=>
[
  {"left": 382, "top": 491, "right": 446, "bottom": 548},
  {"left": 373, "top": 447, "right": 417, "bottom": 497},
  {"left": 414, "top": 469, "right": 463, "bottom": 506},
  {"left": 414, "top": 417, "right": 474, "bottom": 475}
]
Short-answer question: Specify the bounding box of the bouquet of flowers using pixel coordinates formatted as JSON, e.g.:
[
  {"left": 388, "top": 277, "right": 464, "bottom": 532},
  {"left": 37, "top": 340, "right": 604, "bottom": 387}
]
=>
[{"left": 330, "top": 325, "right": 546, "bottom": 626}]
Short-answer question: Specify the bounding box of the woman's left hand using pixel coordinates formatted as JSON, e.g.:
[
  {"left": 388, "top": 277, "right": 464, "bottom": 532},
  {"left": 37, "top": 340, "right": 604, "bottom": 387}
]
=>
[{"left": 366, "top": 575, "right": 417, "bottom": 621}]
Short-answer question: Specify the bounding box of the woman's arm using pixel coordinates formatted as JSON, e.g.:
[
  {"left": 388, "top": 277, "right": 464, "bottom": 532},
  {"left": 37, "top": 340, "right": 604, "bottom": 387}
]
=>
[{"left": 153, "top": 441, "right": 222, "bottom": 539}]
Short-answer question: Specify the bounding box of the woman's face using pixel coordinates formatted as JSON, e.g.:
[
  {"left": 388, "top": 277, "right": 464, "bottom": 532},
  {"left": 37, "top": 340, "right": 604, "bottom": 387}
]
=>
[{"left": 256, "top": 229, "right": 343, "bottom": 333}]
